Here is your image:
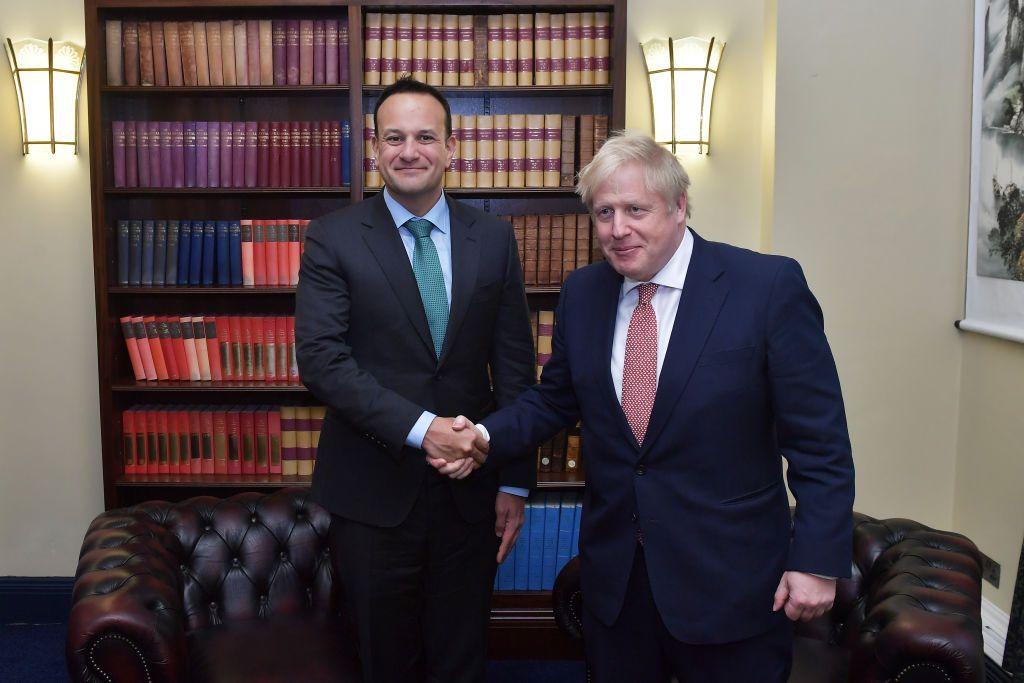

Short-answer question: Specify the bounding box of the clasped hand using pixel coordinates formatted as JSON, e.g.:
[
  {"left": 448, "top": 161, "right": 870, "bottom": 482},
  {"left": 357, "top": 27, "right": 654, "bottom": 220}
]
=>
[{"left": 423, "top": 415, "right": 487, "bottom": 479}]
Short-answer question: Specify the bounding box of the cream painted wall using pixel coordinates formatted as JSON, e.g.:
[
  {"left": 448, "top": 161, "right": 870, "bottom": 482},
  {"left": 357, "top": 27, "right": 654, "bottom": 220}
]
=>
[{"left": 0, "top": 3, "right": 104, "bottom": 576}]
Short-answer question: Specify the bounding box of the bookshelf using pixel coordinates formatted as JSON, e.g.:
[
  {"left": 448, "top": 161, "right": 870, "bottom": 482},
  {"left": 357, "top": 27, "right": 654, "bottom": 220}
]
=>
[{"left": 85, "top": 0, "right": 625, "bottom": 658}]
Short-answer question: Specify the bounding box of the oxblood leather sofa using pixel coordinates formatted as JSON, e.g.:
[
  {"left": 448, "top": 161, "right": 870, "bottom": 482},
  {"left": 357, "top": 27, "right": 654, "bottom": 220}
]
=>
[
  {"left": 552, "top": 512, "right": 987, "bottom": 682},
  {"left": 67, "top": 488, "right": 360, "bottom": 683}
]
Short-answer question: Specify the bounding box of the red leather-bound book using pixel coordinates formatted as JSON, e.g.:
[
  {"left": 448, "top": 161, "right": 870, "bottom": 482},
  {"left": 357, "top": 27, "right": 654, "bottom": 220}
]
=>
[
  {"left": 130, "top": 316, "right": 157, "bottom": 381},
  {"left": 219, "top": 121, "right": 233, "bottom": 189},
  {"left": 244, "top": 121, "right": 258, "bottom": 188},
  {"left": 268, "top": 408, "right": 283, "bottom": 475},
  {"left": 218, "top": 315, "right": 234, "bottom": 381},
  {"left": 278, "top": 220, "right": 292, "bottom": 286},
  {"left": 311, "top": 122, "right": 323, "bottom": 187},
  {"left": 148, "top": 408, "right": 166, "bottom": 474},
  {"left": 286, "top": 20, "right": 300, "bottom": 85},
  {"left": 299, "top": 122, "right": 312, "bottom": 187},
  {"left": 290, "top": 122, "right": 302, "bottom": 187},
  {"left": 240, "top": 220, "right": 254, "bottom": 287},
  {"left": 176, "top": 408, "right": 192, "bottom": 475},
  {"left": 325, "top": 20, "right": 339, "bottom": 85},
  {"left": 169, "top": 319, "right": 189, "bottom": 380},
  {"left": 264, "top": 316, "right": 277, "bottom": 382},
  {"left": 269, "top": 122, "right": 282, "bottom": 188},
  {"left": 204, "top": 317, "right": 223, "bottom": 381},
  {"left": 276, "top": 317, "right": 289, "bottom": 381},
  {"left": 188, "top": 409, "right": 202, "bottom": 474},
  {"left": 137, "top": 122, "right": 151, "bottom": 187},
  {"left": 144, "top": 316, "right": 170, "bottom": 380},
  {"left": 170, "top": 406, "right": 184, "bottom": 474},
  {"left": 280, "top": 124, "right": 292, "bottom": 187},
  {"left": 132, "top": 408, "right": 150, "bottom": 473},
  {"left": 122, "top": 409, "right": 139, "bottom": 475},
  {"left": 288, "top": 317, "right": 299, "bottom": 383},
  {"left": 212, "top": 408, "right": 228, "bottom": 474},
  {"left": 320, "top": 120, "right": 332, "bottom": 187},
  {"left": 156, "top": 316, "right": 180, "bottom": 380},
  {"left": 299, "top": 20, "right": 314, "bottom": 85},
  {"left": 339, "top": 18, "right": 350, "bottom": 85},
  {"left": 329, "top": 121, "right": 341, "bottom": 187},
  {"left": 240, "top": 409, "right": 256, "bottom": 475},
  {"left": 125, "top": 122, "right": 138, "bottom": 188},
  {"left": 252, "top": 220, "right": 267, "bottom": 286},
  {"left": 254, "top": 409, "right": 270, "bottom": 475},
  {"left": 257, "top": 121, "right": 270, "bottom": 188},
  {"left": 313, "top": 20, "right": 326, "bottom": 84},
  {"left": 179, "top": 316, "right": 201, "bottom": 381},
  {"left": 157, "top": 409, "right": 173, "bottom": 474},
  {"left": 227, "top": 408, "right": 242, "bottom": 475},
  {"left": 287, "top": 219, "right": 300, "bottom": 286},
  {"left": 272, "top": 20, "right": 286, "bottom": 85},
  {"left": 229, "top": 316, "right": 244, "bottom": 381},
  {"left": 192, "top": 315, "right": 212, "bottom": 381},
  {"left": 265, "top": 221, "right": 280, "bottom": 287},
  {"left": 232, "top": 123, "right": 246, "bottom": 188},
  {"left": 241, "top": 317, "right": 255, "bottom": 380},
  {"left": 197, "top": 409, "right": 213, "bottom": 475},
  {"left": 120, "top": 316, "right": 146, "bottom": 381},
  {"left": 252, "top": 315, "right": 266, "bottom": 381}
]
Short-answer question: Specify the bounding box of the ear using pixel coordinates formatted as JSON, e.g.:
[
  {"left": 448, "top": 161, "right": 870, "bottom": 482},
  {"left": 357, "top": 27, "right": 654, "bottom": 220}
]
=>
[
  {"left": 370, "top": 133, "right": 380, "bottom": 160},
  {"left": 445, "top": 132, "right": 457, "bottom": 167},
  {"left": 675, "top": 193, "right": 688, "bottom": 224}
]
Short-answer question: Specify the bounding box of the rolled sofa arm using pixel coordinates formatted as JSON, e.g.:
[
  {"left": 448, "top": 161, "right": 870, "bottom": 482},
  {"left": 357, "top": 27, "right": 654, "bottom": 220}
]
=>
[
  {"left": 552, "top": 556, "right": 584, "bottom": 641},
  {"left": 67, "top": 508, "right": 187, "bottom": 683}
]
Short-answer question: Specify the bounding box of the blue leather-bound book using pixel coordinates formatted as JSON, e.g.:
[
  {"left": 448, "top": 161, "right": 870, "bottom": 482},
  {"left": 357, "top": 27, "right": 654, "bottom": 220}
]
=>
[
  {"left": 341, "top": 120, "right": 351, "bottom": 186},
  {"left": 165, "top": 220, "right": 179, "bottom": 286},
  {"left": 497, "top": 543, "right": 515, "bottom": 591},
  {"left": 228, "top": 220, "right": 243, "bottom": 286},
  {"left": 514, "top": 502, "right": 531, "bottom": 590},
  {"left": 117, "top": 220, "right": 130, "bottom": 286},
  {"left": 528, "top": 498, "right": 546, "bottom": 590},
  {"left": 541, "top": 492, "right": 561, "bottom": 590},
  {"left": 177, "top": 220, "right": 192, "bottom": 286},
  {"left": 215, "top": 221, "right": 230, "bottom": 286},
  {"left": 153, "top": 220, "right": 167, "bottom": 287},
  {"left": 555, "top": 492, "right": 577, "bottom": 576},
  {"left": 571, "top": 498, "right": 582, "bottom": 558},
  {"left": 201, "top": 220, "right": 216, "bottom": 286},
  {"left": 189, "top": 220, "right": 204, "bottom": 286},
  {"left": 141, "top": 219, "right": 155, "bottom": 286}
]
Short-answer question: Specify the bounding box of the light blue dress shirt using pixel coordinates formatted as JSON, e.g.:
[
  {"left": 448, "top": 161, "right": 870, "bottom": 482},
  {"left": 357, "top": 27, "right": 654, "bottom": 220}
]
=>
[{"left": 383, "top": 188, "right": 528, "bottom": 498}]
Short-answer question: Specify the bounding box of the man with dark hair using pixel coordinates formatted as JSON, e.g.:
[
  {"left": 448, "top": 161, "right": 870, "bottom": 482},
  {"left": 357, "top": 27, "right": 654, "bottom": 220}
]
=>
[{"left": 295, "top": 77, "right": 535, "bottom": 682}]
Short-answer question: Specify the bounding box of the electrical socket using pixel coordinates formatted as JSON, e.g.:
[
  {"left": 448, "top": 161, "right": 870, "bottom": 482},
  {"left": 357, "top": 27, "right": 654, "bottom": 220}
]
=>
[{"left": 980, "top": 551, "right": 1000, "bottom": 589}]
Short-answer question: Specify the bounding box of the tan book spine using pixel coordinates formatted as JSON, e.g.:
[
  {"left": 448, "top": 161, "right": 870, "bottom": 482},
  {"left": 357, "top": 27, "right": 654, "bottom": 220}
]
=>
[
  {"left": 396, "top": 14, "right": 413, "bottom": 79},
  {"left": 412, "top": 14, "right": 428, "bottom": 81},
  {"left": 560, "top": 115, "right": 577, "bottom": 187},
  {"left": 525, "top": 114, "right": 545, "bottom": 188},
  {"left": 179, "top": 21, "right": 197, "bottom": 87},
  {"left": 579, "top": 114, "right": 595, "bottom": 167},
  {"left": 164, "top": 21, "right": 184, "bottom": 87},
  {"left": 538, "top": 214, "right": 552, "bottom": 285},
  {"left": 564, "top": 13, "right": 581, "bottom": 86},
  {"left": 206, "top": 21, "right": 223, "bottom": 86},
  {"left": 534, "top": 13, "right": 551, "bottom": 86},
  {"left": 517, "top": 14, "right": 533, "bottom": 86},
  {"left": 193, "top": 22, "right": 210, "bottom": 86},
  {"left": 461, "top": 114, "right": 477, "bottom": 188},
  {"left": 139, "top": 22, "right": 154, "bottom": 86},
  {"left": 580, "top": 12, "right": 595, "bottom": 85},
  {"left": 473, "top": 15, "right": 488, "bottom": 86},
  {"left": 458, "top": 15, "right": 474, "bottom": 86},
  {"left": 106, "top": 20, "right": 123, "bottom": 86},
  {"left": 508, "top": 114, "right": 526, "bottom": 188},
  {"left": 595, "top": 11, "right": 611, "bottom": 85},
  {"left": 151, "top": 21, "right": 167, "bottom": 86},
  {"left": 281, "top": 407, "right": 298, "bottom": 475},
  {"left": 493, "top": 114, "right": 510, "bottom": 188},
  {"left": 487, "top": 15, "right": 502, "bottom": 86},
  {"left": 524, "top": 214, "right": 539, "bottom": 285},
  {"left": 442, "top": 14, "right": 459, "bottom": 87},
  {"left": 299, "top": 19, "right": 314, "bottom": 85},
  {"left": 476, "top": 114, "right": 494, "bottom": 188},
  {"left": 543, "top": 114, "right": 562, "bottom": 188},
  {"left": 594, "top": 114, "right": 609, "bottom": 153},
  {"left": 296, "top": 407, "right": 313, "bottom": 476},
  {"left": 220, "top": 20, "right": 236, "bottom": 86},
  {"left": 233, "top": 20, "right": 248, "bottom": 86},
  {"left": 363, "top": 113, "right": 380, "bottom": 188},
  {"left": 426, "top": 14, "right": 444, "bottom": 86},
  {"left": 259, "top": 20, "right": 273, "bottom": 85},
  {"left": 380, "top": 14, "right": 397, "bottom": 85},
  {"left": 501, "top": 14, "right": 518, "bottom": 86},
  {"left": 550, "top": 14, "right": 565, "bottom": 86},
  {"left": 122, "top": 21, "right": 139, "bottom": 86},
  {"left": 363, "top": 12, "right": 382, "bottom": 85},
  {"left": 446, "top": 113, "right": 462, "bottom": 188},
  {"left": 558, "top": 214, "right": 575, "bottom": 281}
]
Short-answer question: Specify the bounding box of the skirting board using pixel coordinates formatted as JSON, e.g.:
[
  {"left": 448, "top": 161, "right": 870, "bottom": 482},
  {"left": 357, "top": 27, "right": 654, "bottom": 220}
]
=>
[
  {"left": 982, "top": 595, "right": 1010, "bottom": 666},
  {"left": 0, "top": 577, "right": 74, "bottom": 624}
]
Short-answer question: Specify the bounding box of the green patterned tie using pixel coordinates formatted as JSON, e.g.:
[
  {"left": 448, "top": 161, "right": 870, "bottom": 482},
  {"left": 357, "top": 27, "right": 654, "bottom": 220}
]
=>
[{"left": 405, "top": 217, "right": 449, "bottom": 358}]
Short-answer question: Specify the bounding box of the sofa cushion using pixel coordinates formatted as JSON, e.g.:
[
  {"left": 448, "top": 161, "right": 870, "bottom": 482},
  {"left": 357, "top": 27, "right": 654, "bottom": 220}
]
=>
[{"left": 187, "top": 616, "right": 360, "bottom": 683}]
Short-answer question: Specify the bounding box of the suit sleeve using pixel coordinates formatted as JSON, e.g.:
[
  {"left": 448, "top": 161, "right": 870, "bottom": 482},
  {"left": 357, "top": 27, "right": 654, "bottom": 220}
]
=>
[
  {"left": 766, "top": 258, "right": 855, "bottom": 578},
  {"left": 295, "top": 218, "right": 424, "bottom": 459},
  {"left": 482, "top": 271, "right": 582, "bottom": 467},
  {"left": 488, "top": 223, "right": 540, "bottom": 489}
]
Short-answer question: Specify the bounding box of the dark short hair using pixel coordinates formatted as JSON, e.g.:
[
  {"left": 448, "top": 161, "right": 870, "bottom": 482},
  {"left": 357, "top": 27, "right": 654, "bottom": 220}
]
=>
[{"left": 373, "top": 77, "right": 453, "bottom": 138}]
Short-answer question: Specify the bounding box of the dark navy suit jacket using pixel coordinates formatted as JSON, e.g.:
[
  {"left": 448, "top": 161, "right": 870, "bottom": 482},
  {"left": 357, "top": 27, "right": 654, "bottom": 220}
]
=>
[{"left": 482, "top": 230, "right": 855, "bottom": 644}]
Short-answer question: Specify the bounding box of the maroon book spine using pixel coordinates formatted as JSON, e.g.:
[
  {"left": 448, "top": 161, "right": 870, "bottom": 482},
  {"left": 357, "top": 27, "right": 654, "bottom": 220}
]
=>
[
  {"left": 269, "top": 122, "right": 281, "bottom": 188},
  {"left": 148, "top": 121, "right": 162, "bottom": 188},
  {"left": 280, "top": 123, "right": 292, "bottom": 187},
  {"left": 196, "top": 121, "right": 208, "bottom": 188},
  {"left": 112, "top": 121, "right": 126, "bottom": 188},
  {"left": 311, "top": 121, "right": 323, "bottom": 187},
  {"left": 313, "top": 20, "right": 326, "bottom": 85},
  {"left": 300, "top": 121, "right": 312, "bottom": 186},
  {"left": 246, "top": 19, "right": 260, "bottom": 86},
  {"left": 339, "top": 19, "right": 350, "bottom": 85},
  {"left": 299, "top": 20, "right": 314, "bottom": 85},
  {"left": 272, "top": 20, "right": 286, "bottom": 85},
  {"left": 125, "top": 121, "right": 138, "bottom": 187},
  {"left": 159, "top": 121, "right": 173, "bottom": 189},
  {"left": 244, "top": 121, "right": 258, "bottom": 188},
  {"left": 207, "top": 121, "right": 220, "bottom": 189},
  {"left": 329, "top": 121, "right": 341, "bottom": 187},
  {"left": 319, "top": 120, "right": 331, "bottom": 186},
  {"left": 286, "top": 20, "right": 300, "bottom": 85},
  {"left": 325, "top": 20, "right": 338, "bottom": 85},
  {"left": 219, "top": 121, "right": 232, "bottom": 188},
  {"left": 184, "top": 121, "right": 197, "bottom": 188},
  {"left": 257, "top": 121, "right": 270, "bottom": 188},
  {"left": 232, "top": 122, "right": 245, "bottom": 188},
  {"left": 171, "top": 121, "right": 184, "bottom": 188},
  {"left": 137, "top": 122, "right": 151, "bottom": 187},
  {"left": 289, "top": 121, "right": 301, "bottom": 187}
]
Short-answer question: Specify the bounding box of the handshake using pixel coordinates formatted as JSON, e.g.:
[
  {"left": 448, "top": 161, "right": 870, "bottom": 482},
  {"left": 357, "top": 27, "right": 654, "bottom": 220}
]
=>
[{"left": 422, "top": 415, "right": 489, "bottom": 479}]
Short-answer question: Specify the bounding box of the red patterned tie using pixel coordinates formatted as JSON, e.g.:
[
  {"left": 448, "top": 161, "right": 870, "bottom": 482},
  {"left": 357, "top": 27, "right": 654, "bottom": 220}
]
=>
[{"left": 621, "top": 282, "right": 659, "bottom": 445}]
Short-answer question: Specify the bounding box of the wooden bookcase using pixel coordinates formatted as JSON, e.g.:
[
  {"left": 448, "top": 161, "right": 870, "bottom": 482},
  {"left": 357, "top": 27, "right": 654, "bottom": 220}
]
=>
[{"left": 84, "top": 0, "right": 625, "bottom": 659}]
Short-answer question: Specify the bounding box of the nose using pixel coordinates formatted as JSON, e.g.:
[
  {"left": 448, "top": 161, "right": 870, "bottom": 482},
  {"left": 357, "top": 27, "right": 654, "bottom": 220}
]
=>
[
  {"left": 610, "top": 210, "right": 630, "bottom": 239},
  {"left": 398, "top": 137, "right": 420, "bottom": 161}
]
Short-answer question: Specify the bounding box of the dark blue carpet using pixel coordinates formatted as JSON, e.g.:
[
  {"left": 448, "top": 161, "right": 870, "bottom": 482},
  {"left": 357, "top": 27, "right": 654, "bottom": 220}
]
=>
[{"left": 2, "top": 622, "right": 585, "bottom": 682}]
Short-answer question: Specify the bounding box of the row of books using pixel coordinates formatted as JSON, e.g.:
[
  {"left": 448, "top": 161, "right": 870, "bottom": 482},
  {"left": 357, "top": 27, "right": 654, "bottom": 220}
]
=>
[
  {"left": 120, "top": 315, "right": 299, "bottom": 384},
  {"left": 494, "top": 492, "right": 581, "bottom": 591},
  {"left": 116, "top": 219, "right": 310, "bottom": 288},
  {"left": 104, "top": 18, "right": 351, "bottom": 87},
  {"left": 364, "top": 12, "right": 611, "bottom": 88},
  {"left": 111, "top": 121, "right": 352, "bottom": 189},
  {"left": 363, "top": 113, "right": 609, "bottom": 189},
  {"left": 121, "top": 405, "right": 324, "bottom": 476},
  {"left": 508, "top": 214, "right": 596, "bottom": 287}
]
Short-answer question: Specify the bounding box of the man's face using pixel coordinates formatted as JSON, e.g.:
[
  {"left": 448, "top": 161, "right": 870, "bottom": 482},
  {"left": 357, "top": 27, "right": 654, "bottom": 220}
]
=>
[
  {"left": 592, "top": 162, "right": 687, "bottom": 282},
  {"left": 372, "top": 93, "right": 455, "bottom": 200}
]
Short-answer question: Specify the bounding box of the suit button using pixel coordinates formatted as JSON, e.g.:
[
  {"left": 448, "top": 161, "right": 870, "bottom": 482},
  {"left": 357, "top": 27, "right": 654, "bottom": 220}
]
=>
[
  {"left": 635, "top": 465, "right": 646, "bottom": 476},
  {"left": 631, "top": 513, "right": 639, "bottom": 523}
]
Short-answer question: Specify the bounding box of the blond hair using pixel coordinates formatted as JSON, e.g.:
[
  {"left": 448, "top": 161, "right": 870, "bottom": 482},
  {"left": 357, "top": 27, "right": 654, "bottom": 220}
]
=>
[{"left": 576, "top": 130, "right": 692, "bottom": 218}]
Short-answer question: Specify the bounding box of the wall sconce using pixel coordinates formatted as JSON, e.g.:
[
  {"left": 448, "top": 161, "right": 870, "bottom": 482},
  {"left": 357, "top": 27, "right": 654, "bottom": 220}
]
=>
[
  {"left": 4, "top": 38, "right": 85, "bottom": 155},
  {"left": 642, "top": 36, "right": 724, "bottom": 156}
]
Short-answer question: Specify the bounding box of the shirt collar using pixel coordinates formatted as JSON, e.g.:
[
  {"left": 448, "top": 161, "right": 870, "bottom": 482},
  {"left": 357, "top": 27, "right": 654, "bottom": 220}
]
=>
[
  {"left": 622, "top": 227, "right": 694, "bottom": 297},
  {"left": 383, "top": 187, "right": 450, "bottom": 234}
]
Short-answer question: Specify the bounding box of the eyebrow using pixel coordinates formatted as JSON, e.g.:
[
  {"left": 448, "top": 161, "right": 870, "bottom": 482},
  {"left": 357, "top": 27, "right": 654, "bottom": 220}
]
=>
[{"left": 379, "top": 128, "right": 440, "bottom": 136}]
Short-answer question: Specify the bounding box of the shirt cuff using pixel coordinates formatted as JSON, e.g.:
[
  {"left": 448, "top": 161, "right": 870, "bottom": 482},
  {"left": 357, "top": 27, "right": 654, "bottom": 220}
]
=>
[
  {"left": 475, "top": 423, "right": 490, "bottom": 442},
  {"left": 809, "top": 573, "right": 836, "bottom": 580},
  {"left": 406, "top": 411, "right": 437, "bottom": 449},
  {"left": 499, "top": 486, "right": 529, "bottom": 497}
]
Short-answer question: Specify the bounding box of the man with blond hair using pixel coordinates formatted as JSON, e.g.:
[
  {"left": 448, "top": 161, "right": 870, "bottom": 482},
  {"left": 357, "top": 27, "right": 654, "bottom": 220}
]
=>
[{"left": 436, "top": 131, "right": 855, "bottom": 680}]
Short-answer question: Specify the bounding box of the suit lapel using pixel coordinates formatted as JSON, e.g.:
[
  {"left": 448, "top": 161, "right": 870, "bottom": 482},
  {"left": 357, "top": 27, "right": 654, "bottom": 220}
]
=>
[
  {"left": 640, "top": 232, "right": 728, "bottom": 455},
  {"left": 439, "top": 198, "right": 480, "bottom": 366},
  {"left": 591, "top": 263, "right": 639, "bottom": 449},
  {"left": 360, "top": 194, "right": 436, "bottom": 359}
]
